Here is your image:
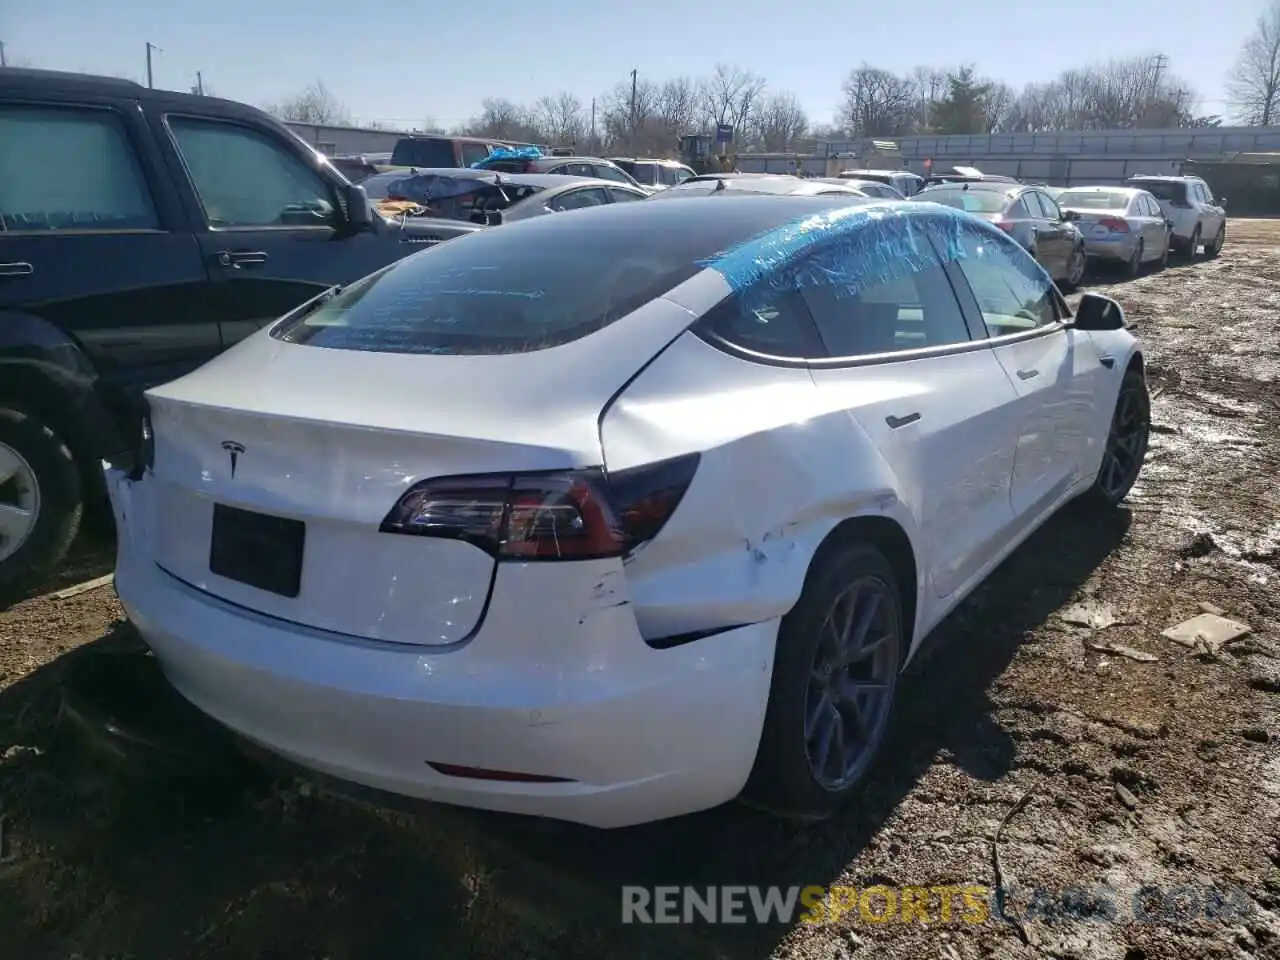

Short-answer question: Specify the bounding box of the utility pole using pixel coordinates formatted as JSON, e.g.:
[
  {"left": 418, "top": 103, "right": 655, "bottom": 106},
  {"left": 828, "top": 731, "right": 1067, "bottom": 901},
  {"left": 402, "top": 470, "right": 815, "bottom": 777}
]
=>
[
  {"left": 145, "top": 41, "right": 160, "bottom": 88},
  {"left": 629, "top": 68, "right": 638, "bottom": 142},
  {"left": 590, "top": 97, "right": 597, "bottom": 153},
  {"left": 196, "top": 71, "right": 204, "bottom": 96},
  {"left": 0, "top": 42, "right": 7, "bottom": 68}
]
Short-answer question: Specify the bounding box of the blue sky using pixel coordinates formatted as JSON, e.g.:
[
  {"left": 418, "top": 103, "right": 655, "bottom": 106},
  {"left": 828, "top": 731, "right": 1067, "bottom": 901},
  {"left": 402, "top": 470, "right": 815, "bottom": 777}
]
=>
[{"left": 3, "top": 0, "right": 1261, "bottom": 128}]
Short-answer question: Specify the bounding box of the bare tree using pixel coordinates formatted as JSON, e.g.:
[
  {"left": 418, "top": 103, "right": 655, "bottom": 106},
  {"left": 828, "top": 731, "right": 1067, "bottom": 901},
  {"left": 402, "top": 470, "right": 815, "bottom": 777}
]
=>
[
  {"left": 752, "top": 92, "right": 809, "bottom": 151},
  {"left": 982, "top": 81, "right": 1016, "bottom": 133},
  {"left": 841, "top": 64, "right": 916, "bottom": 137},
  {"left": 699, "top": 63, "right": 766, "bottom": 138},
  {"left": 266, "top": 81, "right": 351, "bottom": 125},
  {"left": 657, "top": 77, "right": 699, "bottom": 138},
  {"left": 460, "top": 97, "right": 542, "bottom": 142},
  {"left": 1229, "top": 1, "right": 1280, "bottom": 125},
  {"left": 533, "top": 92, "right": 587, "bottom": 146},
  {"left": 909, "top": 66, "right": 947, "bottom": 131}
]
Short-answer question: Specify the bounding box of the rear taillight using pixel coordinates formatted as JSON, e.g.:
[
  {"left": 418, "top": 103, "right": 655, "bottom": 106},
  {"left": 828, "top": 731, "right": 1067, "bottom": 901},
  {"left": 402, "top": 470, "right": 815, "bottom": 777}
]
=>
[
  {"left": 994, "top": 218, "right": 1016, "bottom": 233},
  {"left": 1099, "top": 216, "right": 1129, "bottom": 233},
  {"left": 380, "top": 454, "right": 700, "bottom": 561}
]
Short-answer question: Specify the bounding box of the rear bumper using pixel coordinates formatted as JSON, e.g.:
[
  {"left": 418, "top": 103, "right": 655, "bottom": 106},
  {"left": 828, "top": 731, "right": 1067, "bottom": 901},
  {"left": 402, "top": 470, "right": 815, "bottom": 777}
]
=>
[
  {"left": 107, "top": 468, "right": 777, "bottom": 828},
  {"left": 1082, "top": 236, "right": 1138, "bottom": 262}
]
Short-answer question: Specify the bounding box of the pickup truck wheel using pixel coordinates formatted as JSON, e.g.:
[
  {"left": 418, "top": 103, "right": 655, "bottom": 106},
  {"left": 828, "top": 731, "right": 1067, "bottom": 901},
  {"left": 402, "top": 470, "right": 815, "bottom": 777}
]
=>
[
  {"left": 1180, "top": 226, "right": 1201, "bottom": 261},
  {"left": 0, "top": 407, "right": 83, "bottom": 593},
  {"left": 1206, "top": 224, "right": 1225, "bottom": 259}
]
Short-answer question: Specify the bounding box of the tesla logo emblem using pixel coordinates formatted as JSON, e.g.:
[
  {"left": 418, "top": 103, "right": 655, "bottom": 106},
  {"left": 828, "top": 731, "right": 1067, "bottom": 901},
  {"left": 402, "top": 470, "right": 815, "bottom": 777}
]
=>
[{"left": 221, "top": 441, "right": 245, "bottom": 478}]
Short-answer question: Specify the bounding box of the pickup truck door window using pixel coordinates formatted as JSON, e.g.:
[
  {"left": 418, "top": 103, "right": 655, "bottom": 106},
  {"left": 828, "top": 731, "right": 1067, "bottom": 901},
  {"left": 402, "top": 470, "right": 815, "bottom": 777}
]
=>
[
  {"left": 163, "top": 114, "right": 396, "bottom": 347},
  {"left": 0, "top": 100, "right": 218, "bottom": 403}
]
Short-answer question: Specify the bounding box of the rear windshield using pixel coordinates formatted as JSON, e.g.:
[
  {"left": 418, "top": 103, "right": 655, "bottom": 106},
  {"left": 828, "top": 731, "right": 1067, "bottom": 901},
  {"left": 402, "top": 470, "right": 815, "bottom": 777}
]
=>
[
  {"left": 1131, "top": 180, "right": 1186, "bottom": 204},
  {"left": 915, "top": 187, "right": 1009, "bottom": 214},
  {"left": 389, "top": 138, "right": 456, "bottom": 168},
  {"left": 1058, "top": 191, "right": 1132, "bottom": 210},
  {"left": 271, "top": 201, "right": 816, "bottom": 355},
  {"left": 611, "top": 159, "right": 637, "bottom": 176}
]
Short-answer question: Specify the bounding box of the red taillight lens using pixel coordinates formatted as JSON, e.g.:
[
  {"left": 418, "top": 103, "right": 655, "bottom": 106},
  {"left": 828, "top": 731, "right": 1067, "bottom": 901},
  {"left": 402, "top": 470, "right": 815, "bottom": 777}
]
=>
[
  {"left": 1099, "top": 216, "right": 1129, "bottom": 233},
  {"left": 380, "top": 454, "right": 700, "bottom": 561},
  {"left": 994, "top": 218, "right": 1015, "bottom": 232}
]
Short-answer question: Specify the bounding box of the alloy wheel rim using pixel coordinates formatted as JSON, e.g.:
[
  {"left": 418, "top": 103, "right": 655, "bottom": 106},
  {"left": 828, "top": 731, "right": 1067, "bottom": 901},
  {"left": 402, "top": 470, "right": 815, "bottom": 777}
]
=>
[
  {"left": 1098, "top": 384, "right": 1148, "bottom": 501},
  {"left": 0, "top": 442, "right": 41, "bottom": 564},
  {"left": 804, "top": 575, "right": 899, "bottom": 791}
]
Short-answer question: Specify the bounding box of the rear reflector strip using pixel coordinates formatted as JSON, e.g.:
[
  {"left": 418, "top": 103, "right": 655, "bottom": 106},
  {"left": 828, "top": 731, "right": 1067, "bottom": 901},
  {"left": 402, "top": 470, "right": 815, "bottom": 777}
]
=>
[{"left": 427, "top": 762, "right": 575, "bottom": 783}]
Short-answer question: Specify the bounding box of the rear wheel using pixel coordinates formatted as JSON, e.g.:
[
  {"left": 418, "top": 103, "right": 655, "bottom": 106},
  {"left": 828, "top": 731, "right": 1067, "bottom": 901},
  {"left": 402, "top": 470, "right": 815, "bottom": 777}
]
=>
[
  {"left": 1082, "top": 370, "right": 1150, "bottom": 509},
  {"left": 1155, "top": 236, "right": 1171, "bottom": 270},
  {"left": 1206, "top": 224, "right": 1225, "bottom": 259},
  {"left": 744, "top": 542, "right": 903, "bottom": 820},
  {"left": 1180, "top": 226, "right": 1201, "bottom": 261},
  {"left": 0, "top": 406, "right": 82, "bottom": 594},
  {"left": 1125, "top": 241, "right": 1143, "bottom": 278},
  {"left": 1062, "top": 245, "right": 1086, "bottom": 291}
]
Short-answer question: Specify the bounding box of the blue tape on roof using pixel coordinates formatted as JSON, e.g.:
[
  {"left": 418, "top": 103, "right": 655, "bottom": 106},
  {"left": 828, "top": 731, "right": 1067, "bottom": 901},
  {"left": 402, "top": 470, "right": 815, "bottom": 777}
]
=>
[
  {"left": 471, "top": 145, "right": 544, "bottom": 168},
  {"left": 700, "top": 201, "right": 975, "bottom": 301}
]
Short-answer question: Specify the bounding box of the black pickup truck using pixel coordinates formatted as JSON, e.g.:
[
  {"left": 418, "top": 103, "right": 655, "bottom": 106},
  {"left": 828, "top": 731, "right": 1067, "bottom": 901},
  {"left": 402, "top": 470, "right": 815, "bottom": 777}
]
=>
[{"left": 0, "top": 68, "right": 481, "bottom": 590}]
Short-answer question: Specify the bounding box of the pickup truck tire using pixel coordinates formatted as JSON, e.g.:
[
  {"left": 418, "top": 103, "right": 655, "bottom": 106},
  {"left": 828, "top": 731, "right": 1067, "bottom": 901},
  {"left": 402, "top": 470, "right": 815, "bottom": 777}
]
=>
[{"left": 0, "top": 406, "right": 83, "bottom": 594}]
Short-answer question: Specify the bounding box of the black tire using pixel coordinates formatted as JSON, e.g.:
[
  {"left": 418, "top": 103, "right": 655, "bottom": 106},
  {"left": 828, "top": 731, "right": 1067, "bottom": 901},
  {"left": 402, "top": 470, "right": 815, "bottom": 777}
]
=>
[
  {"left": 1155, "top": 238, "right": 1171, "bottom": 271},
  {"left": 0, "top": 406, "right": 83, "bottom": 594},
  {"left": 1081, "top": 369, "right": 1150, "bottom": 510},
  {"left": 1180, "top": 226, "right": 1201, "bottom": 261},
  {"left": 1060, "top": 244, "right": 1087, "bottom": 292},
  {"left": 744, "top": 541, "right": 903, "bottom": 820},
  {"left": 1125, "top": 241, "right": 1143, "bottom": 279},
  {"left": 1205, "top": 224, "right": 1225, "bottom": 259}
]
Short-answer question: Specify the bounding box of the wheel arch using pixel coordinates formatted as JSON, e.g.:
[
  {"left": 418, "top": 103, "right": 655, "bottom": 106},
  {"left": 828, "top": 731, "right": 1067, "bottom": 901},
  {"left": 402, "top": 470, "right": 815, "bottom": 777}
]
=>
[{"left": 805, "top": 514, "right": 920, "bottom": 665}]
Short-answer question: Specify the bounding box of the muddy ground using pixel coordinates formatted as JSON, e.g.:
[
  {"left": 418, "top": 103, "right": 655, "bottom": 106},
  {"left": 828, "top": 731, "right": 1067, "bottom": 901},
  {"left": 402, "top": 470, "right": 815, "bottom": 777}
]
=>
[{"left": 1, "top": 224, "right": 1278, "bottom": 960}]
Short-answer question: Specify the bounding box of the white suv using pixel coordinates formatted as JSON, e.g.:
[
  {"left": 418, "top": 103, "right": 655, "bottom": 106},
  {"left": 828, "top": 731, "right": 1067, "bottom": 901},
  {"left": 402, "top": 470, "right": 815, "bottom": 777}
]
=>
[{"left": 1127, "top": 175, "right": 1226, "bottom": 259}]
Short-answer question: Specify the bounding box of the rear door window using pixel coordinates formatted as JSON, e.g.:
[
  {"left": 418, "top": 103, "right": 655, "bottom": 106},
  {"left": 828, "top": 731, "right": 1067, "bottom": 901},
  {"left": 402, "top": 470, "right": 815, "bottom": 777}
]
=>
[
  {"left": 390, "top": 138, "right": 456, "bottom": 168},
  {"left": 632, "top": 163, "right": 659, "bottom": 185},
  {"left": 1021, "top": 192, "right": 1048, "bottom": 219},
  {"left": 800, "top": 260, "right": 972, "bottom": 357},
  {"left": 548, "top": 187, "right": 610, "bottom": 211},
  {"left": 0, "top": 103, "right": 158, "bottom": 232},
  {"left": 591, "top": 163, "right": 633, "bottom": 184},
  {"left": 606, "top": 187, "right": 645, "bottom": 203},
  {"left": 659, "top": 165, "right": 683, "bottom": 187}
]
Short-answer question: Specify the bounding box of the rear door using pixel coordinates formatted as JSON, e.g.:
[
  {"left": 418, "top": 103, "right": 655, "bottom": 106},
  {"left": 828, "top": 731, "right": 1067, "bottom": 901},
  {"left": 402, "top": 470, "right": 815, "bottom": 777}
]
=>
[
  {"left": 799, "top": 244, "right": 1022, "bottom": 599},
  {"left": 944, "top": 219, "right": 1100, "bottom": 523},
  {"left": 149, "top": 101, "right": 411, "bottom": 347},
  {"left": 1024, "top": 190, "right": 1070, "bottom": 275},
  {"left": 0, "top": 93, "right": 217, "bottom": 405}
]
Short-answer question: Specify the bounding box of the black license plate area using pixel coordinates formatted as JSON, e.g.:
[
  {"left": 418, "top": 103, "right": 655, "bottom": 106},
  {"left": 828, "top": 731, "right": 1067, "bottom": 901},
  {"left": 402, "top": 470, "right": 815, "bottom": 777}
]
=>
[{"left": 209, "top": 504, "right": 305, "bottom": 598}]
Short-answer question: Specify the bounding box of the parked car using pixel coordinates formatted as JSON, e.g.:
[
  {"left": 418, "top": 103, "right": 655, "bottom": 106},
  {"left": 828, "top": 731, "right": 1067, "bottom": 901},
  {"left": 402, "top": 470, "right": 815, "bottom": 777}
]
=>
[
  {"left": 838, "top": 168, "right": 923, "bottom": 196},
  {"left": 472, "top": 153, "right": 648, "bottom": 191},
  {"left": 0, "top": 67, "right": 482, "bottom": 590},
  {"left": 912, "top": 181, "right": 1087, "bottom": 290},
  {"left": 817, "top": 177, "right": 905, "bottom": 199},
  {"left": 361, "top": 169, "right": 647, "bottom": 223},
  {"left": 1126, "top": 175, "right": 1227, "bottom": 259},
  {"left": 389, "top": 135, "right": 511, "bottom": 169},
  {"left": 1055, "top": 186, "right": 1173, "bottom": 277},
  {"left": 650, "top": 173, "right": 867, "bottom": 198},
  {"left": 923, "top": 166, "right": 1020, "bottom": 187},
  {"left": 608, "top": 157, "right": 697, "bottom": 190},
  {"left": 106, "top": 194, "right": 1146, "bottom": 829}
]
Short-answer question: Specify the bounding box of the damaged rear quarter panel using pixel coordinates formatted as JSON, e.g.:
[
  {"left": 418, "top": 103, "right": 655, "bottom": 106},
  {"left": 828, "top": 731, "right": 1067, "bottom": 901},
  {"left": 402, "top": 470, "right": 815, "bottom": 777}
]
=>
[{"left": 599, "top": 329, "right": 921, "bottom": 642}]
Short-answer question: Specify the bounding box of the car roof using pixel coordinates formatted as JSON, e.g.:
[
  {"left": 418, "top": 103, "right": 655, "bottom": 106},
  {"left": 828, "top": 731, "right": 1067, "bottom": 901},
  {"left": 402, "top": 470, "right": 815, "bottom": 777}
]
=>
[
  {"left": 1060, "top": 185, "right": 1141, "bottom": 194},
  {"left": 1128, "top": 174, "right": 1200, "bottom": 182},
  {"left": 0, "top": 66, "right": 268, "bottom": 118},
  {"left": 364, "top": 169, "right": 597, "bottom": 189},
  {"left": 920, "top": 180, "right": 1017, "bottom": 193}
]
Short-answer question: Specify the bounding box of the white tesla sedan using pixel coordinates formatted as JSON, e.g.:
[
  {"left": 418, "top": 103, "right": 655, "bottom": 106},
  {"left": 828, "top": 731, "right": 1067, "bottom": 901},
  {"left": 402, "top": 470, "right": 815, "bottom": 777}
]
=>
[{"left": 106, "top": 196, "right": 1149, "bottom": 829}]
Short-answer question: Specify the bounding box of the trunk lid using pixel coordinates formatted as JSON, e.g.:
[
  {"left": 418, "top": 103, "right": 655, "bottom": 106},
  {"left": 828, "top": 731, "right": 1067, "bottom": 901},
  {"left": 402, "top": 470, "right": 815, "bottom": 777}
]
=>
[{"left": 142, "top": 294, "right": 699, "bottom": 645}]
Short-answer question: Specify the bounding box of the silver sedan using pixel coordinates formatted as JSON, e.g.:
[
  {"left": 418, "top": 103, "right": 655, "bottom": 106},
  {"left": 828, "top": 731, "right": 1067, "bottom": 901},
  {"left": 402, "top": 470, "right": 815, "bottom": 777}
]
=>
[{"left": 1056, "top": 186, "right": 1173, "bottom": 277}]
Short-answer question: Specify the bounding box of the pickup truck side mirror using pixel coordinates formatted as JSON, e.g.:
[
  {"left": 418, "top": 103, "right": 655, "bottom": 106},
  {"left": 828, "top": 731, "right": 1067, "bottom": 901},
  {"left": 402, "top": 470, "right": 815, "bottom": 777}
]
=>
[
  {"left": 1073, "top": 292, "right": 1126, "bottom": 331},
  {"left": 340, "top": 183, "right": 373, "bottom": 232},
  {"left": 1219, "top": 197, "right": 1228, "bottom": 209}
]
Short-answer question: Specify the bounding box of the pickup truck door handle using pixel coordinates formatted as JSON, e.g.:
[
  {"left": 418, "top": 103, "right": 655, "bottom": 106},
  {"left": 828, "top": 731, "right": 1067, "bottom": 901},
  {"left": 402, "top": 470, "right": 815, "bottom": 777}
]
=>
[
  {"left": 885, "top": 412, "right": 921, "bottom": 429},
  {"left": 0, "top": 261, "right": 35, "bottom": 278},
  {"left": 1016, "top": 368, "right": 1039, "bottom": 380},
  {"left": 1098, "top": 355, "right": 1116, "bottom": 369},
  {"left": 213, "top": 250, "right": 269, "bottom": 269}
]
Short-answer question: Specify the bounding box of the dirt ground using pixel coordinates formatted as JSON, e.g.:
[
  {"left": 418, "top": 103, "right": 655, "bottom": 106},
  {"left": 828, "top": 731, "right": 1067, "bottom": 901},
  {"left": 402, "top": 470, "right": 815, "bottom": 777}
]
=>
[{"left": 1, "top": 224, "right": 1278, "bottom": 960}]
